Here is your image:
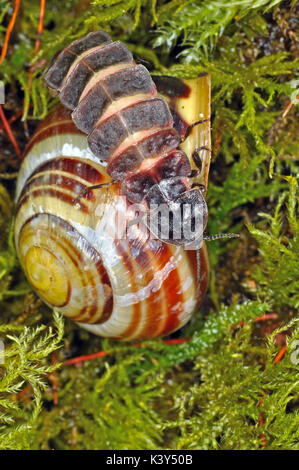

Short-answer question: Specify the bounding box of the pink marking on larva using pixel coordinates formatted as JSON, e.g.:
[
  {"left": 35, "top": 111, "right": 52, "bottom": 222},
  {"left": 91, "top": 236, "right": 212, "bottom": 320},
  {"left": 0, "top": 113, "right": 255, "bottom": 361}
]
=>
[
  {"left": 95, "top": 93, "right": 157, "bottom": 128},
  {"left": 109, "top": 128, "right": 162, "bottom": 160},
  {"left": 61, "top": 44, "right": 107, "bottom": 90},
  {"left": 79, "top": 62, "right": 135, "bottom": 101}
]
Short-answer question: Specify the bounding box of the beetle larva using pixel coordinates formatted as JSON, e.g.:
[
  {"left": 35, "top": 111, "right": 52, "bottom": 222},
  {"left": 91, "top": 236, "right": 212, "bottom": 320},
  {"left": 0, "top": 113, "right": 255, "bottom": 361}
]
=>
[
  {"left": 15, "top": 33, "right": 211, "bottom": 340},
  {"left": 43, "top": 31, "right": 210, "bottom": 247}
]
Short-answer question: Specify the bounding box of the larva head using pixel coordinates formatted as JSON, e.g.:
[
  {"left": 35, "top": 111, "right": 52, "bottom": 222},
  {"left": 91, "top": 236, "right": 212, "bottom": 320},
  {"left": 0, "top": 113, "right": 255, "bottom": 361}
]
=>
[{"left": 144, "top": 177, "right": 208, "bottom": 247}]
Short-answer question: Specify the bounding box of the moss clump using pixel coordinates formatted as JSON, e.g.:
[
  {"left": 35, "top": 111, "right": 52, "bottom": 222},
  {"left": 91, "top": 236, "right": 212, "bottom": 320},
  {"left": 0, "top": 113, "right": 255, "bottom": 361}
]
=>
[{"left": 0, "top": 0, "right": 298, "bottom": 450}]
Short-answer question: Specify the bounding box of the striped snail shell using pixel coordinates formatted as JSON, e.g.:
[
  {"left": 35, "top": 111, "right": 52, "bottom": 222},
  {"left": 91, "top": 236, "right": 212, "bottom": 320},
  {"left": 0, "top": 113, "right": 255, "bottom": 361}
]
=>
[{"left": 14, "top": 75, "right": 211, "bottom": 341}]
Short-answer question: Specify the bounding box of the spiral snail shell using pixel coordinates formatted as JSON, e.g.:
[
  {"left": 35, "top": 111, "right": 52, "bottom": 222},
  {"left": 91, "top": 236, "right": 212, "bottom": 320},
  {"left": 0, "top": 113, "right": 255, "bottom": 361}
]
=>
[{"left": 14, "top": 73, "right": 211, "bottom": 341}]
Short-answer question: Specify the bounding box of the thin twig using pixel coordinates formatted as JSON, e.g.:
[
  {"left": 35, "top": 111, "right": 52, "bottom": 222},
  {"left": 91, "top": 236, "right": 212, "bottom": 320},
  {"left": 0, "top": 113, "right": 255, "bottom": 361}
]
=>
[
  {"left": 34, "top": 0, "right": 46, "bottom": 54},
  {"left": 258, "top": 337, "right": 287, "bottom": 448},
  {"left": 0, "top": 104, "right": 22, "bottom": 159},
  {"left": 282, "top": 95, "right": 299, "bottom": 119},
  {"left": 274, "top": 344, "right": 287, "bottom": 364},
  {"left": 23, "top": 0, "right": 46, "bottom": 136},
  {"left": 0, "top": 0, "right": 21, "bottom": 65},
  {"left": 0, "top": 109, "right": 23, "bottom": 131},
  {"left": 0, "top": 104, "right": 33, "bottom": 132},
  {"left": 64, "top": 338, "right": 190, "bottom": 366}
]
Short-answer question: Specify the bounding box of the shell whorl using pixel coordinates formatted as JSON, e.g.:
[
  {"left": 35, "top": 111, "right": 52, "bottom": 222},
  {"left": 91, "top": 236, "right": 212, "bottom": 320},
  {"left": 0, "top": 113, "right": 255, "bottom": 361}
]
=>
[{"left": 15, "top": 76, "right": 210, "bottom": 341}]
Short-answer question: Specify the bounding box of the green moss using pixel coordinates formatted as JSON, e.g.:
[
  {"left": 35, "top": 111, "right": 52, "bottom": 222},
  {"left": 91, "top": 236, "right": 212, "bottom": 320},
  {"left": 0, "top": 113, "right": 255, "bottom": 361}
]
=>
[
  {"left": 163, "top": 317, "right": 299, "bottom": 450},
  {"left": 0, "top": 0, "right": 298, "bottom": 450},
  {"left": 0, "top": 313, "right": 63, "bottom": 450}
]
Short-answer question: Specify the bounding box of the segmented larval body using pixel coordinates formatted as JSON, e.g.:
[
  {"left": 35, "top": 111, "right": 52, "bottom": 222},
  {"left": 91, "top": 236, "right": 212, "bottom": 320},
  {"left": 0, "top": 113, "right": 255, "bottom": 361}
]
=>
[{"left": 43, "top": 31, "right": 194, "bottom": 207}]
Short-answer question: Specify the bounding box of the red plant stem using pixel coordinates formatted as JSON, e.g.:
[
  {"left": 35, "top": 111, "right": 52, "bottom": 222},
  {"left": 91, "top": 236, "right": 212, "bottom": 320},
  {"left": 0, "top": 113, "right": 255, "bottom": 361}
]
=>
[
  {"left": 18, "top": 384, "right": 31, "bottom": 402},
  {"left": 24, "top": 0, "right": 46, "bottom": 137},
  {"left": 258, "top": 340, "right": 287, "bottom": 448},
  {"left": 34, "top": 0, "right": 46, "bottom": 54},
  {"left": 64, "top": 350, "right": 109, "bottom": 366},
  {"left": 0, "top": 104, "right": 22, "bottom": 159},
  {"left": 162, "top": 338, "right": 190, "bottom": 345},
  {"left": 274, "top": 344, "right": 287, "bottom": 364},
  {"left": 254, "top": 313, "right": 278, "bottom": 322},
  {"left": 282, "top": 95, "right": 299, "bottom": 119},
  {"left": 0, "top": 109, "right": 23, "bottom": 130},
  {"left": 232, "top": 313, "right": 278, "bottom": 330},
  {"left": 64, "top": 315, "right": 282, "bottom": 367},
  {"left": 0, "top": 0, "right": 21, "bottom": 65},
  {"left": 64, "top": 338, "right": 190, "bottom": 366}
]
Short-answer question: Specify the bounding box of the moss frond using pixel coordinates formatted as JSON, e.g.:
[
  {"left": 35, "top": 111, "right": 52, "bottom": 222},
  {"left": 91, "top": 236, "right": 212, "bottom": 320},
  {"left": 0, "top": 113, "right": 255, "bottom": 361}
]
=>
[
  {"left": 163, "top": 319, "right": 299, "bottom": 450},
  {"left": 0, "top": 313, "right": 64, "bottom": 450},
  {"left": 249, "top": 177, "right": 299, "bottom": 309}
]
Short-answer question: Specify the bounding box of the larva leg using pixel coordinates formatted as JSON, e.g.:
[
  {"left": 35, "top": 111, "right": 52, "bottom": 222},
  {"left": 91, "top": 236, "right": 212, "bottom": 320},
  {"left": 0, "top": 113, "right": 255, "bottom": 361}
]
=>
[
  {"left": 74, "top": 181, "right": 116, "bottom": 205},
  {"left": 125, "top": 213, "right": 146, "bottom": 238},
  {"left": 191, "top": 146, "right": 212, "bottom": 171},
  {"left": 191, "top": 182, "right": 206, "bottom": 192},
  {"left": 180, "top": 118, "right": 210, "bottom": 143}
]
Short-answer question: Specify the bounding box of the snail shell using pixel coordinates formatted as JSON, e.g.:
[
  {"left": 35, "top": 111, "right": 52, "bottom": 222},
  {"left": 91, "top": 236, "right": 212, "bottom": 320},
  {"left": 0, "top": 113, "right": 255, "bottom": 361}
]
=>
[{"left": 14, "top": 76, "right": 210, "bottom": 341}]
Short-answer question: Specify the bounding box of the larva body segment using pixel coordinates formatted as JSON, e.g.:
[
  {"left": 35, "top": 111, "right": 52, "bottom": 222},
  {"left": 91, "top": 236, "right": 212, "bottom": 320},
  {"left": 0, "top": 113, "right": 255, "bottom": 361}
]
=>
[
  {"left": 73, "top": 64, "right": 155, "bottom": 134},
  {"left": 43, "top": 31, "right": 113, "bottom": 92},
  {"left": 60, "top": 42, "right": 135, "bottom": 110}
]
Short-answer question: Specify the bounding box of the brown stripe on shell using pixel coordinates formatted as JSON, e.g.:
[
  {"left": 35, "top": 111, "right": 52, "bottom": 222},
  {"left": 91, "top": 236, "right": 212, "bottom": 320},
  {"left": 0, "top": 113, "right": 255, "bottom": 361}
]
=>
[
  {"left": 149, "top": 242, "right": 183, "bottom": 337},
  {"left": 185, "top": 245, "right": 209, "bottom": 302},
  {"left": 15, "top": 188, "right": 90, "bottom": 217},
  {"left": 24, "top": 120, "right": 83, "bottom": 156},
  {"left": 28, "top": 157, "right": 105, "bottom": 185},
  {"left": 23, "top": 105, "right": 76, "bottom": 154},
  {"left": 113, "top": 239, "right": 142, "bottom": 340},
  {"left": 18, "top": 213, "right": 113, "bottom": 324},
  {"left": 127, "top": 236, "right": 168, "bottom": 339},
  {"left": 46, "top": 216, "right": 114, "bottom": 324},
  {"left": 18, "top": 173, "right": 97, "bottom": 204}
]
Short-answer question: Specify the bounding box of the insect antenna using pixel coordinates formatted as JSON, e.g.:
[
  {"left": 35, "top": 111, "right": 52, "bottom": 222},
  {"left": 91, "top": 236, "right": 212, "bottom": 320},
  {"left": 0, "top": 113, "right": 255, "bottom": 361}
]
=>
[
  {"left": 196, "top": 233, "right": 239, "bottom": 284},
  {"left": 196, "top": 248, "right": 201, "bottom": 286},
  {"left": 203, "top": 233, "right": 240, "bottom": 241}
]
